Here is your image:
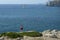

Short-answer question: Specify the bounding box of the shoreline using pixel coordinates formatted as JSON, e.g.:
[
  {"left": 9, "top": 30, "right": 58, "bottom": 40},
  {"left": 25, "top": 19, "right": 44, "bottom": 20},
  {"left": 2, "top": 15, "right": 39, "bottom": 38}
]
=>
[{"left": 0, "top": 30, "right": 60, "bottom": 40}]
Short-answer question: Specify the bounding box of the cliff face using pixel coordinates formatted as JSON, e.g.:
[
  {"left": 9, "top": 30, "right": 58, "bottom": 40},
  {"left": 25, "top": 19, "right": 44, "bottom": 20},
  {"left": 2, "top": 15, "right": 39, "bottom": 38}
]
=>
[{"left": 47, "top": 0, "right": 60, "bottom": 7}]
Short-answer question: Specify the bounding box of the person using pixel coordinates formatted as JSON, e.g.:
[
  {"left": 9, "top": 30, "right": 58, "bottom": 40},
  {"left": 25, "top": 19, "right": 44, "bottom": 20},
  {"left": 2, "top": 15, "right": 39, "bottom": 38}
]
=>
[{"left": 20, "top": 25, "right": 23, "bottom": 31}]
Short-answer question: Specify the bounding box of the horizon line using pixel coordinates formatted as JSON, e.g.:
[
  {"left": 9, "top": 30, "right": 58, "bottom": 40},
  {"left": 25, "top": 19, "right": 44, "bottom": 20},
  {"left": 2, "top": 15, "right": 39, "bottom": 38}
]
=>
[{"left": 0, "top": 3, "right": 45, "bottom": 5}]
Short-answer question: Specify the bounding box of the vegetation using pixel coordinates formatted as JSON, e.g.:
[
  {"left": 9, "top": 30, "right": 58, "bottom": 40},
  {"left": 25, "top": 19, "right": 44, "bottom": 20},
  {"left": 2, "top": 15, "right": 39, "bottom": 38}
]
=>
[
  {"left": 0, "top": 32, "right": 43, "bottom": 38},
  {"left": 18, "top": 32, "right": 42, "bottom": 37},
  {"left": 0, "top": 32, "right": 7, "bottom": 37}
]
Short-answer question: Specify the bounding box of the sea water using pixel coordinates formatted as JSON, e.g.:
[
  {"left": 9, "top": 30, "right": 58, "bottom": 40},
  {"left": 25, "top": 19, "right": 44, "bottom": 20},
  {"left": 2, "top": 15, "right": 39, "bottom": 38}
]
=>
[{"left": 0, "top": 4, "right": 60, "bottom": 33}]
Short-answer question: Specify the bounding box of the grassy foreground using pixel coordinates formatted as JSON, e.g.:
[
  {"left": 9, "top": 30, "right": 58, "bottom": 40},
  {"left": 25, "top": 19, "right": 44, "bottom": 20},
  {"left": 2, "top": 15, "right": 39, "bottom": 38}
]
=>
[{"left": 0, "top": 32, "right": 42, "bottom": 38}]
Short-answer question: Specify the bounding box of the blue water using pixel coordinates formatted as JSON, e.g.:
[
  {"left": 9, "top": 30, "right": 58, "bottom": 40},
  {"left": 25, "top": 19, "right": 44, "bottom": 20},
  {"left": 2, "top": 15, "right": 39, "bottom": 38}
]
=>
[{"left": 0, "top": 4, "right": 60, "bottom": 33}]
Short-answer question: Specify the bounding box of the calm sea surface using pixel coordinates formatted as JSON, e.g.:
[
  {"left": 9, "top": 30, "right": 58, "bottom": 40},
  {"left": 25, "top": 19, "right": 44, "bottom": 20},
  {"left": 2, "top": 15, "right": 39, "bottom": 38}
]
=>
[{"left": 0, "top": 4, "right": 60, "bottom": 33}]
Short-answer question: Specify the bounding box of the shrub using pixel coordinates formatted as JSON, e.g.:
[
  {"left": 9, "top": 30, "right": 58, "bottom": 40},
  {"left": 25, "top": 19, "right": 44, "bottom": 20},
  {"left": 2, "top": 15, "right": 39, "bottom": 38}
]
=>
[
  {"left": 0, "top": 32, "right": 7, "bottom": 37},
  {"left": 19, "top": 32, "right": 43, "bottom": 37},
  {"left": 0, "top": 34, "right": 2, "bottom": 37},
  {"left": 0, "top": 32, "right": 43, "bottom": 38},
  {"left": 6, "top": 32, "right": 19, "bottom": 38}
]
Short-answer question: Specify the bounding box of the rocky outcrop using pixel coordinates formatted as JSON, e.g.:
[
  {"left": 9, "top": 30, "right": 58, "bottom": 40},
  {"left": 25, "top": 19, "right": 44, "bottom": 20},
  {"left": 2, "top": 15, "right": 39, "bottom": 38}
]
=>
[
  {"left": 42, "top": 30, "right": 60, "bottom": 38},
  {"left": 23, "top": 36, "right": 43, "bottom": 40}
]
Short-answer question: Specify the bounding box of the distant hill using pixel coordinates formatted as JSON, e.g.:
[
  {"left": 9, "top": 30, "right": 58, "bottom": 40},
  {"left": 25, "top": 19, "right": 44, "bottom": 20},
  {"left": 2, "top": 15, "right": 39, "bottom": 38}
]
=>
[{"left": 47, "top": 0, "right": 60, "bottom": 7}]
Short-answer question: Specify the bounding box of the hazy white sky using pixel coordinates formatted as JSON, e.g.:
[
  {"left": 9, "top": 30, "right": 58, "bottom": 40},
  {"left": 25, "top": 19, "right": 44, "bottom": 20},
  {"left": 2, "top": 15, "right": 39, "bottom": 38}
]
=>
[{"left": 0, "top": 0, "right": 49, "bottom": 4}]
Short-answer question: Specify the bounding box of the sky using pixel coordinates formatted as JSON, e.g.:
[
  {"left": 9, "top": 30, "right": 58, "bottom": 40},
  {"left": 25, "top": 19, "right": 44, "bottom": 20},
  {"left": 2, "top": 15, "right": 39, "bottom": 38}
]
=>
[{"left": 0, "top": 0, "right": 49, "bottom": 4}]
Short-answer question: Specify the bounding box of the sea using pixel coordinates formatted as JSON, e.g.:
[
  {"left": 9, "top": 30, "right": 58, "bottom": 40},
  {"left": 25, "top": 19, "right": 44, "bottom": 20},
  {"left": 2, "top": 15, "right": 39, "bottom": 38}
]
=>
[{"left": 0, "top": 4, "right": 60, "bottom": 33}]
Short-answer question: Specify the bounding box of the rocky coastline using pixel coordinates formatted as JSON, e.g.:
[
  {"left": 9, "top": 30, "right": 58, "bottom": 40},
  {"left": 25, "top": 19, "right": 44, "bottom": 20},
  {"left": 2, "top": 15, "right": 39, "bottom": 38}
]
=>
[{"left": 0, "top": 30, "right": 60, "bottom": 40}]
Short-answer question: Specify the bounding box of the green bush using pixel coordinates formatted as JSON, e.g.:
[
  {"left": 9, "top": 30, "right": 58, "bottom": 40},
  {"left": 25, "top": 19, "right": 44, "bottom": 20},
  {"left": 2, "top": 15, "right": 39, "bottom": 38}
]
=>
[
  {"left": 0, "top": 32, "right": 7, "bottom": 37},
  {"left": 0, "top": 34, "right": 2, "bottom": 37},
  {"left": 6, "top": 32, "right": 19, "bottom": 38},
  {"left": 19, "top": 32, "right": 42, "bottom": 37},
  {"left": 0, "top": 32, "right": 43, "bottom": 38}
]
